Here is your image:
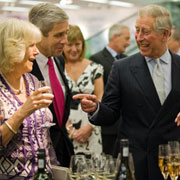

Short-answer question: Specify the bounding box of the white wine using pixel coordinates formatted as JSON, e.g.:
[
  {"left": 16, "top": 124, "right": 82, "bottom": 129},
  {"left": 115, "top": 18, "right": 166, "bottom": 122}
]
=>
[
  {"left": 115, "top": 139, "right": 135, "bottom": 180},
  {"left": 33, "top": 149, "right": 52, "bottom": 180},
  {"left": 158, "top": 156, "right": 169, "bottom": 179}
]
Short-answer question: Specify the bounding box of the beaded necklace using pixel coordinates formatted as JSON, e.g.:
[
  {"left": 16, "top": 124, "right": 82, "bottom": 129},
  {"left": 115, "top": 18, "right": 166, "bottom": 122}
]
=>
[{"left": 1, "top": 73, "right": 24, "bottom": 95}]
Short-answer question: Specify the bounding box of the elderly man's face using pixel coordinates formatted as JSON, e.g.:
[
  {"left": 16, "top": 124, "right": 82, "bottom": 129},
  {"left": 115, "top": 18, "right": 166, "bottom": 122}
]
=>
[{"left": 135, "top": 16, "right": 167, "bottom": 58}]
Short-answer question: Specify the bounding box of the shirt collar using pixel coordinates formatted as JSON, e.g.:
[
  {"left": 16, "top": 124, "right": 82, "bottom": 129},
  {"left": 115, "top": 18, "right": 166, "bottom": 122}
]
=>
[
  {"left": 36, "top": 53, "right": 54, "bottom": 67},
  {"left": 145, "top": 49, "right": 170, "bottom": 64},
  {"left": 106, "top": 45, "right": 119, "bottom": 58}
]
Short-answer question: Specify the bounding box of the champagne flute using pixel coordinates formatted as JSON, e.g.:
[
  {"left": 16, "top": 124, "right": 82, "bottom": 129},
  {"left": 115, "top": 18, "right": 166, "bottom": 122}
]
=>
[
  {"left": 167, "top": 141, "right": 180, "bottom": 180},
  {"left": 39, "top": 80, "right": 52, "bottom": 94},
  {"left": 104, "top": 155, "right": 116, "bottom": 180},
  {"left": 39, "top": 80, "right": 55, "bottom": 128},
  {"left": 158, "top": 144, "right": 169, "bottom": 180}
]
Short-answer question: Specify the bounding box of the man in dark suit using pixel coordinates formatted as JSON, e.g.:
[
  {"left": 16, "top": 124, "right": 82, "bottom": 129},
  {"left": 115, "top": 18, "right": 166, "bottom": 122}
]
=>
[
  {"left": 90, "top": 24, "right": 130, "bottom": 155},
  {"left": 73, "top": 4, "right": 180, "bottom": 180},
  {"left": 29, "top": 3, "right": 74, "bottom": 167}
]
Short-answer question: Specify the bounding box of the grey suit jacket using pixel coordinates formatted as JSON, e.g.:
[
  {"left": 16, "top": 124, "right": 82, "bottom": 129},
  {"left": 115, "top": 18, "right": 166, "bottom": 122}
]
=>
[{"left": 90, "top": 52, "right": 180, "bottom": 180}]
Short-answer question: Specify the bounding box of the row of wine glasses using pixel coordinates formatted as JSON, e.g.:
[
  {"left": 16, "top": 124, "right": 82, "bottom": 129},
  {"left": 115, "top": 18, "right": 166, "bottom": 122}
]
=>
[
  {"left": 69, "top": 152, "right": 135, "bottom": 180},
  {"left": 159, "top": 141, "right": 180, "bottom": 180},
  {"left": 69, "top": 154, "right": 117, "bottom": 180}
]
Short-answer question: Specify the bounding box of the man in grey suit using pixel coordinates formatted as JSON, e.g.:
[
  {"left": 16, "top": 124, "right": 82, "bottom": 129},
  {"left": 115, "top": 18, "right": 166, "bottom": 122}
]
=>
[
  {"left": 90, "top": 24, "right": 130, "bottom": 155},
  {"left": 73, "top": 4, "right": 180, "bottom": 180}
]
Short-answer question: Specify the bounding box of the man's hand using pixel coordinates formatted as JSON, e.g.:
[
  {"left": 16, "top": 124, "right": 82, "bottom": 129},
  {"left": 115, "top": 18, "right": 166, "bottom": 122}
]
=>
[
  {"left": 175, "top": 112, "right": 180, "bottom": 126},
  {"left": 73, "top": 94, "right": 98, "bottom": 113}
]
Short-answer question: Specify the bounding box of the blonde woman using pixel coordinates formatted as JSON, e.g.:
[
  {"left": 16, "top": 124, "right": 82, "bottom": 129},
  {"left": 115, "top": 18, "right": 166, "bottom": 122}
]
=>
[{"left": 0, "top": 18, "right": 57, "bottom": 179}]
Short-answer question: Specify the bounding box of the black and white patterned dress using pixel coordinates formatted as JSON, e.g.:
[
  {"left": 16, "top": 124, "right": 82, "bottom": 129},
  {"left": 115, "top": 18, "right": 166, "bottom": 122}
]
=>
[{"left": 65, "top": 62, "right": 103, "bottom": 155}]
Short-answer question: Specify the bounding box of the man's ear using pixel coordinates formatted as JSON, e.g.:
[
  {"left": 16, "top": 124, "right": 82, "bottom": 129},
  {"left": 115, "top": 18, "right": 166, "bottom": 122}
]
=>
[{"left": 162, "top": 29, "right": 170, "bottom": 42}]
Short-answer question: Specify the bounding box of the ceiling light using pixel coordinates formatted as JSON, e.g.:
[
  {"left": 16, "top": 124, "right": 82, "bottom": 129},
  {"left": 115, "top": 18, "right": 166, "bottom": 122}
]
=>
[
  {"left": 55, "top": 3, "right": 80, "bottom": 10},
  {"left": 82, "top": 0, "right": 108, "bottom": 4},
  {"left": 109, "top": 1, "right": 134, "bottom": 7},
  {"left": 2, "top": 6, "right": 30, "bottom": 12},
  {"left": 19, "top": 0, "right": 45, "bottom": 5},
  {"left": 0, "top": 0, "right": 16, "bottom": 2}
]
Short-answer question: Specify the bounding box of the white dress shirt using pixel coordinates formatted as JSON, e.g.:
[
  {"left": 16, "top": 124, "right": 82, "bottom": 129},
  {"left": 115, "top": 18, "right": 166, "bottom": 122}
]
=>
[{"left": 35, "top": 53, "right": 66, "bottom": 98}]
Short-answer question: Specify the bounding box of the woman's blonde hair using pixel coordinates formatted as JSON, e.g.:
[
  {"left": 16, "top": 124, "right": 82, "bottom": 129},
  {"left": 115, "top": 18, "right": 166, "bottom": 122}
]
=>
[
  {"left": 67, "top": 25, "right": 86, "bottom": 60},
  {"left": 0, "top": 18, "right": 41, "bottom": 73}
]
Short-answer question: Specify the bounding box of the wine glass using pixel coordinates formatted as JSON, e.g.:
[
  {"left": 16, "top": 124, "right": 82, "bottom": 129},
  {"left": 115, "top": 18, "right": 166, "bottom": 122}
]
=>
[
  {"left": 104, "top": 155, "right": 116, "bottom": 180},
  {"left": 158, "top": 144, "right": 169, "bottom": 180},
  {"left": 39, "top": 80, "right": 52, "bottom": 94},
  {"left": 128, "top": 153, "right": 135, "bottom": 180},
  {"left": 69, "top": 155, "right": 87, "bottom": 180},
  {"left": 167, "top": 141, "right": 180, "bottom": 180},
  {"left": 38, "top": 80, "right": 55, "bottom": 128}
]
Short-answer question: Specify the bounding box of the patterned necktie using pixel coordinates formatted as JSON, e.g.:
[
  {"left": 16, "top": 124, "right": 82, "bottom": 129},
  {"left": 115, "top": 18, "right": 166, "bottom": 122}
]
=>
[
  {"left": 48, "top": 58, "right": 64, "bottom": 128},
  {"left": 152, "top": 58, "right": 166, "bottom": 105}
]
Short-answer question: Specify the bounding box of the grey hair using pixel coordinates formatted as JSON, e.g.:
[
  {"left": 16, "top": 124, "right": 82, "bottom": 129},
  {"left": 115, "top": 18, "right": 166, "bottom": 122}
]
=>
[
  {"left": 29, "top": 3, "right": 69, "bottom": 36},
  {"left": 108, "top": 24, "right": 129, "bottom": 41},
  {"left": 138, "top": 4, "right": 172, "bottom": 36}
]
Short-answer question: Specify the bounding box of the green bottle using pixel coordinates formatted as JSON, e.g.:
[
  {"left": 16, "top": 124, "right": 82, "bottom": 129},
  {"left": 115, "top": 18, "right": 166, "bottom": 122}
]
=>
[
  {"left": 115, "top": 139, "right": 135, "bottom": 180},
  {"left": 33, "top": 149, "right": 52, "bottom": 180}
]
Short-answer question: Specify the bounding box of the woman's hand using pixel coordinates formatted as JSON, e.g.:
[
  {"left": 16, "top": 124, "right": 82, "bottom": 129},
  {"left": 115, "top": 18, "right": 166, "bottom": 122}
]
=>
[
  {"left": 20, "top": 86, "right": 54, "bottom": 117},
  {"left": 72, "top": 124, "right": 93, "bottom": 143}
]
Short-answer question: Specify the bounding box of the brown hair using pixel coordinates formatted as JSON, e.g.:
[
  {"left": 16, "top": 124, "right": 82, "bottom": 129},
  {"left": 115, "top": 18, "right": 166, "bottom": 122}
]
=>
[{"left": 67, "top": 25, "right": 86, "bottom": 59}]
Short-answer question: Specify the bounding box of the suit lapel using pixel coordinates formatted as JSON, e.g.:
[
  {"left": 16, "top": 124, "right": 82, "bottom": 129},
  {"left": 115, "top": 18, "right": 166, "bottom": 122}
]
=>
[
  {"left": 103, "top": 48, "right": 115, "bottom": 65},
  {"left": 150, "top": 53, "right": 180, "bottom": 128},
  {"left": 130, "top": 53, "right": 161, "bottom": 112},
  {"left": 31, "top": 60, "right": 44, "bottom": 80}
]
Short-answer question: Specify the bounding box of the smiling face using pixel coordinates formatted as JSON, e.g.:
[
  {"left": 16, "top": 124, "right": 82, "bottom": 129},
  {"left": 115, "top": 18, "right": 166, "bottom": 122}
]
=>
[
  {"left": 15, "top": 41, "right": 39, "bottom": 74},
  {"left": 64, "top": 40, "right": 83, "bottom": 62},
  {"left": 135, "top": 16, "right": 168, "bottom": 58},
  {"left": 37, "top": 21, "right": 69, "bottom": 58}
]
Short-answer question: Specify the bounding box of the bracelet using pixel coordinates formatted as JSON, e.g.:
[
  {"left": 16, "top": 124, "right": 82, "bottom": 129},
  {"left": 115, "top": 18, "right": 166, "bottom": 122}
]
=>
[
  {"left": 69, "top": 127, "right": 75, "bottom": 139},
  {"left": 4, "top": 121, "right": 17, "bottom": 134}
]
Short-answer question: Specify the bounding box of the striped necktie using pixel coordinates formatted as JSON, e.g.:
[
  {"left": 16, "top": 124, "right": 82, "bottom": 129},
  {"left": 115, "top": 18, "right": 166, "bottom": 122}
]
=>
[
  {"left": 152, "top": 58, "right": 166, "bottom": 105},
  {"left": 48, "top": 58, "right": 64, "bottom": 128}
]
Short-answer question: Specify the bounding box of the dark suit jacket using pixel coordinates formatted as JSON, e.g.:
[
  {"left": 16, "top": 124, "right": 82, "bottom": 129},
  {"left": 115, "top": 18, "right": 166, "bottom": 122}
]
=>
[
  {"left": 31, "top": 56, "right": 74, "bottom": 167},
  {"left": 90, "top": 52, "right": 180, "bottom": 180},
  {"left": 90, "top": 47, "right": 126, "bottom": 136}
]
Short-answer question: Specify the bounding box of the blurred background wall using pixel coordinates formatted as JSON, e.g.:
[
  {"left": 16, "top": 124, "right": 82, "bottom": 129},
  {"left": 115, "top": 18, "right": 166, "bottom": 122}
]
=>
[{"left": 0, "top": 0, "right": 180, "bottom": 57}]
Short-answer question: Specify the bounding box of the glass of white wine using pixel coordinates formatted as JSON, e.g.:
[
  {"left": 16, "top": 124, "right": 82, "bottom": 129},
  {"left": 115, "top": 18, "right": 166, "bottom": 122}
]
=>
[
  {"left": 158, "top": 144, "right": 169, "bottom": 180},
  {"left": 167, "top": 141, "right": 180, "bottom": 180},
  {"left": 39, "top": 80, "right": 55, "bottom": 128},
  {"left": 39, "top": 80, "right": 52, "bottom": 94}
]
